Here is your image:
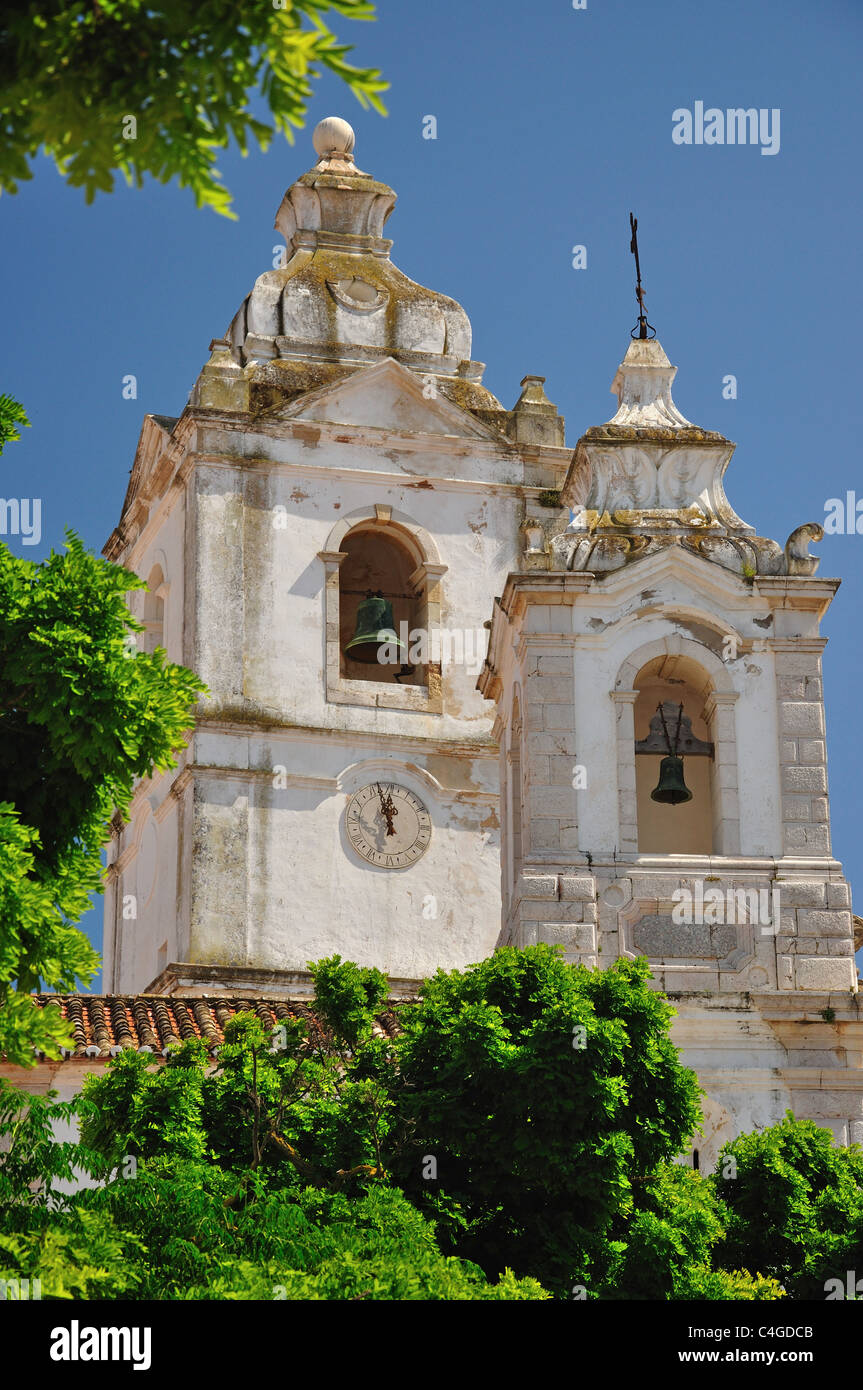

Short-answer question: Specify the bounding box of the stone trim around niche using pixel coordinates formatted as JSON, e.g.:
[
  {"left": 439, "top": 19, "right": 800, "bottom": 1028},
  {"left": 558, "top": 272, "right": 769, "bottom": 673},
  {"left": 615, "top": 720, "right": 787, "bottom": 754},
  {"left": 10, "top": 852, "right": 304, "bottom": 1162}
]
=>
[{"left": 318, "top": 548, "right": 446, "bottom": 714}]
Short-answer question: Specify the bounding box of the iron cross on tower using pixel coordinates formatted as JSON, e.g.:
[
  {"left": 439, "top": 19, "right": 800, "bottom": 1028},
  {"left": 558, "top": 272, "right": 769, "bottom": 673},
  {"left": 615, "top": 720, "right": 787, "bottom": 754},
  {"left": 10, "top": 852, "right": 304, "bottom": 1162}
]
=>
[{"left": 629, "top": 212, "right": 656, "bottom": 340}]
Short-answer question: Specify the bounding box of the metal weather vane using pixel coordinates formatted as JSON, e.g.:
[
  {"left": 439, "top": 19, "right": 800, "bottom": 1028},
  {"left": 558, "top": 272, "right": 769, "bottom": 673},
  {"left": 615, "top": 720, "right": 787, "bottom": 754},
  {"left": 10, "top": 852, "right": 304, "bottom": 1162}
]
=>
[{"left": 629, "top": 212, "right": 656, "bottom": 341}]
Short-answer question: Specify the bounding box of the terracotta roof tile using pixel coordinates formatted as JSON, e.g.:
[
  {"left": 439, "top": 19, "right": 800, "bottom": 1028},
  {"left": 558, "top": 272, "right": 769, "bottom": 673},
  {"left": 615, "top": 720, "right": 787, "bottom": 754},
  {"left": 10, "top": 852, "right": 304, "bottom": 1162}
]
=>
[{"left": 22, "top": 995, "right": 403, "bottom": 1061}]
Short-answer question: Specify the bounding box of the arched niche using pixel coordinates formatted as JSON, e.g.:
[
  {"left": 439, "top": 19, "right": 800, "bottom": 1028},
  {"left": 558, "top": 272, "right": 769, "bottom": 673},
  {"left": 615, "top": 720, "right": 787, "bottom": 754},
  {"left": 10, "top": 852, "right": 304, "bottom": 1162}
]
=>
[
  {"left": 634, "top": 653, "right": 715, "bottom": 854},
  {"left": 614, "top": 635, "right": 740, "bottom": 857},
  {"left": 142, "top": 564, "right": 167, "bottom": 655}
]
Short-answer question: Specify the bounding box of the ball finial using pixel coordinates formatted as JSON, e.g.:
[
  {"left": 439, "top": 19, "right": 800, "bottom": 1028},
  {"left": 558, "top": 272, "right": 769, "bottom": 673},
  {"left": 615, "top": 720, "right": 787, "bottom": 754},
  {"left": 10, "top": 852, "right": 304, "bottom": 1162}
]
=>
[{"left": 312, "top": 116, "right": 356, "bottom": 160}]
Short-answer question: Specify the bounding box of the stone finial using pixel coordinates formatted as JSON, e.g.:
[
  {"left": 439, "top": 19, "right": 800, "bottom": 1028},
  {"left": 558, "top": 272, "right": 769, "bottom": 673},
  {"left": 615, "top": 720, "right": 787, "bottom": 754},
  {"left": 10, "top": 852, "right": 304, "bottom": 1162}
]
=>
[
  {"left": 515, "top": 375, "right": 553, "bottom": 408},
  {"left": 272, "top": 112, "right": 387, "bottom": 249},
  {"left": 310, "top": 116, "right": 366, "bottom": 174},
  {"left": 509, "top": 375, "right": 565, "bottom": 446},
  {"left": 556, "top": 334, "right": 750, "bottom": 562},
  {"left": 312, "top": 116, "right": 355, "bottom": 160},
  {"left": 608, "top": 338, "right": 693, "bottom": 430},
  {"left": 551, "top": 335, "right": 834, "bottom": 583}
]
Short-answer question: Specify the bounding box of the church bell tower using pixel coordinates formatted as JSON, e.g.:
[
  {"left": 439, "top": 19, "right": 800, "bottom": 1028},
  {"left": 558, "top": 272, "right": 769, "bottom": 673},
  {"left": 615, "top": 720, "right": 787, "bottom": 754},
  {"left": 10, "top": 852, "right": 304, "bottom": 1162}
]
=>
[
  {"left": 101, "top": 118, "right": 570, "bottom": 995},
  {"left": 480, "top": 321, "right": 863, "bottom": 1167}
]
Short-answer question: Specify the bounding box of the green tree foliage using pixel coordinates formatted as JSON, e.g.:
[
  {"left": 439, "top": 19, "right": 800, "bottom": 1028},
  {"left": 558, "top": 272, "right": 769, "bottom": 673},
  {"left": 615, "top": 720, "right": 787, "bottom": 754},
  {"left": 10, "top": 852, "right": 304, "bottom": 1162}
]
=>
[
  {"left": 80, "top": 989, "right": 397, "bottom": 1191},
  {"left": 0, "top": 533, "right": 205, "bottom": 1064},
  {"left": 0, "top": 1078, "right": 142, "bottom": 1298},
  {"left": 103, "top": 945, "right": 763, "bottom": 1301},
  {"left": 0, "top": 952, "right": 810, "bottom": 1299},
  {"left": 594, "top": 1160, "right": 782, "bottom": 1301},
  {"left": 0, "top": 1, "right": 388, "bottom": 216},
  {"left": 82, "top": 1164, "right": 544, "bottom": 1300},
  {"left": 0, "top": 1011, "right": 545, "bottom": 1300},
  {"left": 0, "top": 1076, "right": 92, "bottom": 1208},
  {"left": 388, "top": 945, "right": 705, "bottom": 1293},
  {"left": 714, "top": 1112, "right": 863, "bottom": 1299},
  {"left": 0, "top": 395, "right": 29, "bottom": 454}
]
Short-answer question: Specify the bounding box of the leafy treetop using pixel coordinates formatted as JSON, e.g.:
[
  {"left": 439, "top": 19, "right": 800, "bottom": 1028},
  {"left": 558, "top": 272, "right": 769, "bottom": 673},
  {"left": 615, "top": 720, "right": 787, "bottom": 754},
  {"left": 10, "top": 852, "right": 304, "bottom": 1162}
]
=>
[
  {"left": 0, "top": 0, "right": 388, "bottom": 216},
  {"left": 0, "top": 533, "right": 205, "bottom": 1063}
]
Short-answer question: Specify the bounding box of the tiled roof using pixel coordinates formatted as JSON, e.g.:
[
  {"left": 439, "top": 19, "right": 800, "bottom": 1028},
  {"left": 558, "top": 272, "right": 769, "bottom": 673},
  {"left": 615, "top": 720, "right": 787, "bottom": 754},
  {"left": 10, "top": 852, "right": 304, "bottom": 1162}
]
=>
[{"left": 26, "top": 995, "right": 403, "bottom": 1061}]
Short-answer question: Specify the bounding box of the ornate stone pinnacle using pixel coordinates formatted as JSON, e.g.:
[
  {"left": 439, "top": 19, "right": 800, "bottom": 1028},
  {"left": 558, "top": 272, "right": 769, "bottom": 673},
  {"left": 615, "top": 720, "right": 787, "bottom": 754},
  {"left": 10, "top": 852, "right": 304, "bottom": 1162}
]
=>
[{"left": 608, "top": 338, "right": 693, "bottom": 431}]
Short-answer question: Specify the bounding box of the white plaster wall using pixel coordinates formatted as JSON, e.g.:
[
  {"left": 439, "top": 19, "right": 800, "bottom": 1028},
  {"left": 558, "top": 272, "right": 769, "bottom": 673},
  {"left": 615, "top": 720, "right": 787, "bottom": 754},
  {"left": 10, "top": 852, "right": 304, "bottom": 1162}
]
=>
[
  {"left": 737, "top": 644, "right": 782, "bottom": 857},
  {"left": 104, "top": 488, "right": 189, "bottom": 992},
  {"left": 112, "top": 768, "right": 184, "bottom": 993},
  {"left": 187, "top": 735, "right": 501, "bottom": 977},
  {"left": 177, "top": 418, "right": 526, "bottom": 979},
  {"left": 103, "top": 395, "right": 562, "bottom": 989},
  {"left": 191, "top": 454, "right": 521, "bottom": 739}
]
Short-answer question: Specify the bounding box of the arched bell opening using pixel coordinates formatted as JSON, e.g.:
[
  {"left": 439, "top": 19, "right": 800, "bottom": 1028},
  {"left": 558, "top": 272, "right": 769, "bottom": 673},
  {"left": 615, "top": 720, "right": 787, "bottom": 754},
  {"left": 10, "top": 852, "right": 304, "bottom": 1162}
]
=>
[
  {"left": 338, "top": 527, "right": 424, "bottom": 686},
  {"left": 633, "top": 654, "right": 716, "bottom": 854}
]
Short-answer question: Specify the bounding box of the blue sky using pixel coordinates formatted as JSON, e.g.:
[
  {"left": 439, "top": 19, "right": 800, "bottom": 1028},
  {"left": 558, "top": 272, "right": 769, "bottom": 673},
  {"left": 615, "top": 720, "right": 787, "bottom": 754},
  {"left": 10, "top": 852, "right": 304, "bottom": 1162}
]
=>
[{"left": 3, "top": 0, "right": 861, "bottom": 983}]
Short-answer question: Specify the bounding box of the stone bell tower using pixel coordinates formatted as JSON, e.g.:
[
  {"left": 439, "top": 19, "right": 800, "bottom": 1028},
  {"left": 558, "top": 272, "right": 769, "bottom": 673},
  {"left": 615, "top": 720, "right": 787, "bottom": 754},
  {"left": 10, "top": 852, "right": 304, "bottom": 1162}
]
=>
[
  {"left": 101, "top": 118, "right": 571, "bottom": 995},
  {"left": 480, "top": 332, "right": 863, "bottom": 1166}
]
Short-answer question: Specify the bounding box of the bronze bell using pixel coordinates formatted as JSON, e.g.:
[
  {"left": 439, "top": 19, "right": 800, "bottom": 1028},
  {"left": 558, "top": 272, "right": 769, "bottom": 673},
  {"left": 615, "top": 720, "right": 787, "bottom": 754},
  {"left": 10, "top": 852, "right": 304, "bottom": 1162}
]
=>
[
  {"left": 344, "top": 590, "right": 407, "bottom": 665},
  {"left": 651, "top": 754, "right": 692, "bottom": 805}
]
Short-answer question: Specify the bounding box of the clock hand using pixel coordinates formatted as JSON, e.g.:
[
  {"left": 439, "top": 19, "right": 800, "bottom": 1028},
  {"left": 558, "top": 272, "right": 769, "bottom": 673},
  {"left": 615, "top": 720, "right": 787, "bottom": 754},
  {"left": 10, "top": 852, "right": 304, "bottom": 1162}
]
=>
[{"left": 378, "top": 784, "right": 398, "bottom": 837}]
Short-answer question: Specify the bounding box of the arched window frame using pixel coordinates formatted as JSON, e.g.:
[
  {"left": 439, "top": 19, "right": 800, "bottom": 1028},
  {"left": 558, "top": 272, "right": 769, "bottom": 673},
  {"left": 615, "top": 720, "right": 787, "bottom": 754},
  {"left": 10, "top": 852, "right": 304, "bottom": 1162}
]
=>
[{"left": 318, "top": 506, "right": 447, "bottom": 713}]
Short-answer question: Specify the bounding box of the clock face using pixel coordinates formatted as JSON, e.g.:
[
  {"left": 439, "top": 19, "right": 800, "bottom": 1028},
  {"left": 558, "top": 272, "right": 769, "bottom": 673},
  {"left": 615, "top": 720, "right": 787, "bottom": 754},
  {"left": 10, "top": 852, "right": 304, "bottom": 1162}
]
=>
[{"left": 346, "top": 783, "right": 432, "bottom": 869}]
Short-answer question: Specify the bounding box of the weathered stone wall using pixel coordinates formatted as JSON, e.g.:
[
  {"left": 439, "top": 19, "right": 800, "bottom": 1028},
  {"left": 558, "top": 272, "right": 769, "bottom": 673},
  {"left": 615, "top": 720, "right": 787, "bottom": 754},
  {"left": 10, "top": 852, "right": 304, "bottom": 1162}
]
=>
[
  {"left": 104, "top": 375, "right": 572, "bottom": 987},
  {"left": 484, "top": 546, "right": 861, "bottom": 1166},
  {"left": 103, "top": 480, "right": 188, "bottom": 993},
  {"left": 774, "top": 641, "right": 832, "bottom": 857}
]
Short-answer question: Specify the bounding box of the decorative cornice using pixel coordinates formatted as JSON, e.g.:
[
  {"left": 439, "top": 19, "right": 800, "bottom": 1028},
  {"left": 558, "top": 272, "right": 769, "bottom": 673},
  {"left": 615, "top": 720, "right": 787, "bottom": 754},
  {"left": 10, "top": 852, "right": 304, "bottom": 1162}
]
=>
[{"left": 144, "top": 961, "right": 421, "bottom": 1001}]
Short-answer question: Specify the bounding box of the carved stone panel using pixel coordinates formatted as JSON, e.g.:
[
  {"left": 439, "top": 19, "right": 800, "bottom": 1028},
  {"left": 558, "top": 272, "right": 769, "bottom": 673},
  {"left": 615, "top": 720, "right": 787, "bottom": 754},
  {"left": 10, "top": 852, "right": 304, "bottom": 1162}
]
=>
[
  {"left": 618, "top": 898, "right": 754, "bottom": 973},
  {"left": 632, "top": 913, "right": 736, "bottom": 959}
]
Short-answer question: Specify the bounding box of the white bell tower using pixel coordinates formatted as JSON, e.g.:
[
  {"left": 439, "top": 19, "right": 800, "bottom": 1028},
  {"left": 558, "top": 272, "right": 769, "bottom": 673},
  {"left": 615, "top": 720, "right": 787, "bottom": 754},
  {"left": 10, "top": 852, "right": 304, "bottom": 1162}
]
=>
[
  {"left": 101, "top": 120, "right": 571, "bottom": 995},
  {"left": 481, "top": 333, "right": 863, "bottom": 1166}
]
